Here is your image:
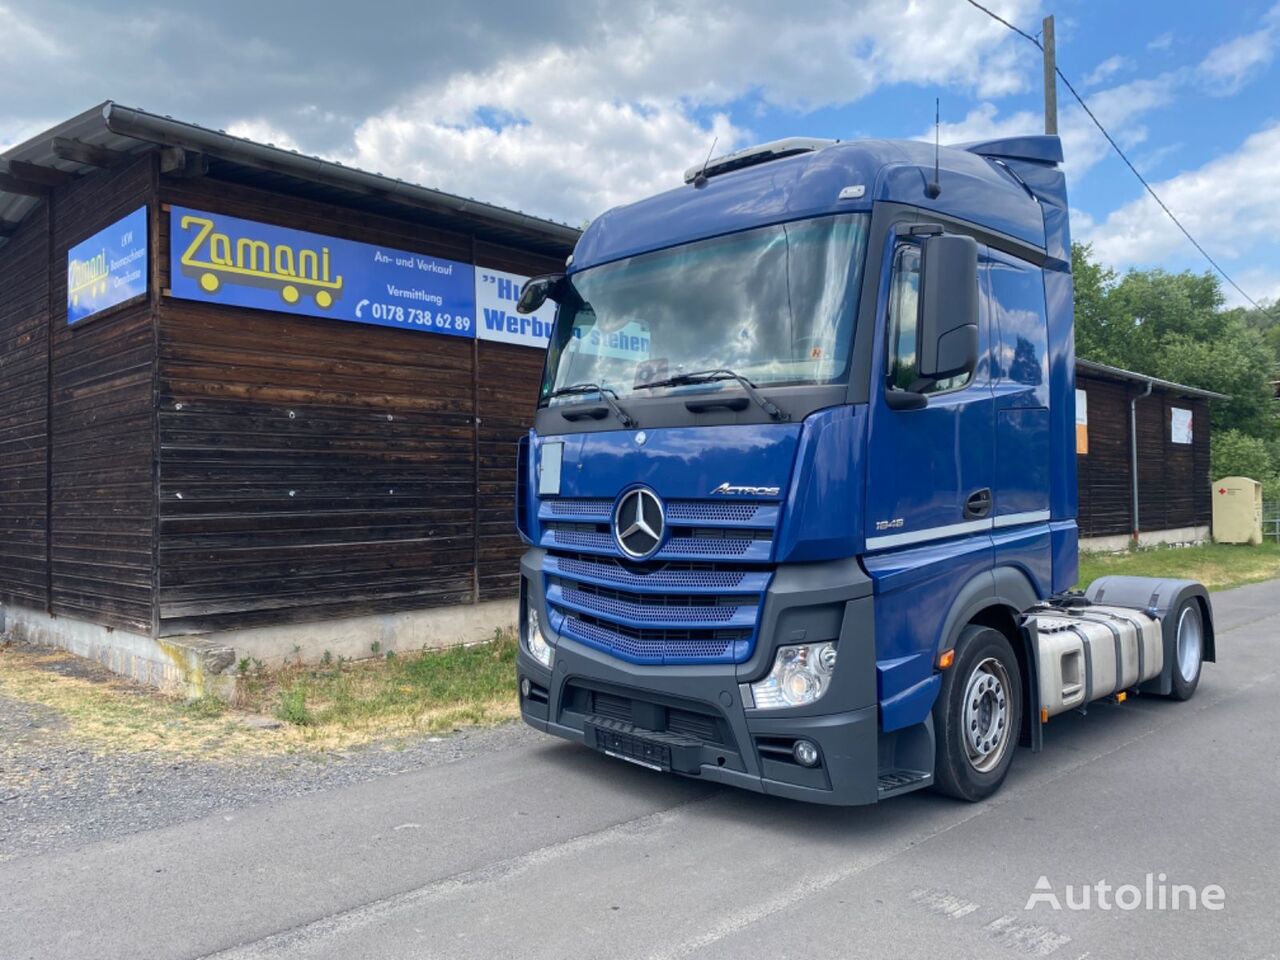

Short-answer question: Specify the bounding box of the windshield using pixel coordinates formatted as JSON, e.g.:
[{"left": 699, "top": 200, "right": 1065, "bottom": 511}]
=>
[{"left": 540, "top": 213, "right": 870, "bottom": 403}]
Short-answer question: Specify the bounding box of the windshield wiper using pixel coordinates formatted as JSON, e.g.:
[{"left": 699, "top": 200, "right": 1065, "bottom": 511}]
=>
[
  {"left": 635, "top": 369, "right": 789, "bottom": 421},
  {"left": 546, "top": 382, "right": 637, "bottom": 428}
]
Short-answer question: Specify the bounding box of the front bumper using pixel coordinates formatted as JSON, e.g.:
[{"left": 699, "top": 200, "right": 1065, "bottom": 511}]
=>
[
  {"left": 518, "top": 639, "right": 881, "bottom": 805},
  {"left": 518, "top": 548, "right": 891, "bottom": 806}
]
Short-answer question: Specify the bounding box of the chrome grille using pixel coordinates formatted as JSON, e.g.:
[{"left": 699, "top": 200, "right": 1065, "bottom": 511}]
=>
[{"left": 539, "top": 496, "right": 779, "bottom": 665}]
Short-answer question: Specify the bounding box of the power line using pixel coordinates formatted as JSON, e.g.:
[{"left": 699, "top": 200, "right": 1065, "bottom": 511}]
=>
[{"left": 963, "top": 0, "right": 1265, "bottom": 311}]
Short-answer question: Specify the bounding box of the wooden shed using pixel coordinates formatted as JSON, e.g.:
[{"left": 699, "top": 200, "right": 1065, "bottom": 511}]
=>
[
  {"left": 1074, "top": 358, "right": 1224, "bottom": 551},
  {"left": 0, "top": 103, "right": 575, "bottom": 689}
]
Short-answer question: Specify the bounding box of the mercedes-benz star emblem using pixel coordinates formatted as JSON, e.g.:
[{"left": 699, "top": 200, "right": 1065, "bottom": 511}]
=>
[{"left": 613, "top": 487, "right": 665, "bottom": 559}]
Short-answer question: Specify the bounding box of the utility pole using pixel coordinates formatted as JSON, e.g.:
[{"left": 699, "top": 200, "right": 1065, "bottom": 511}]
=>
[{"left": 1042, "top": 14, "right": 1058, "bottom": 135}]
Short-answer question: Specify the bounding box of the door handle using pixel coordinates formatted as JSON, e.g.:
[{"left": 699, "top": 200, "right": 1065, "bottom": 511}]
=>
[{"left": 965, "top": 488, "right": 992, "bottom": 519}]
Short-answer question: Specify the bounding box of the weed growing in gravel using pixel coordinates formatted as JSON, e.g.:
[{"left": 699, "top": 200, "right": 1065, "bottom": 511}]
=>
[{"left": 277, "top": 688, "right": 315, "bottom": 726}]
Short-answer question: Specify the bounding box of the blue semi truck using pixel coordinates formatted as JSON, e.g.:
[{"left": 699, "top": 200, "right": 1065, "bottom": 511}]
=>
[{"left": 512, "top": 134, "right": 1215, "bottom": 805}]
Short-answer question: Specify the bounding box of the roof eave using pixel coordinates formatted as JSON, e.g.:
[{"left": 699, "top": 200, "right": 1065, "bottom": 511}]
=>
[
  {"left": 1, "top": 102, "right": 580, "bottom": 256},
  {"left": 1076, "top": 357, "right": 1230, "bottom": 401}
]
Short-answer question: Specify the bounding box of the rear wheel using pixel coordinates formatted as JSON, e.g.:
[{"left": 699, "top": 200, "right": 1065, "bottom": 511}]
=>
[
  {"left": 1169, "top": 599, "right": 1204, "bottom": 701},
  {"left": 931, "top": 625, "right": 1022, "bottom": 801}
]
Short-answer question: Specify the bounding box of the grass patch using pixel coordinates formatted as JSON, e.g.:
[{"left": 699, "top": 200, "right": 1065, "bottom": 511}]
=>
[
  {"left": 1078, "top": 541, "right": 1280, "bottom": 592},
  {"left": 0, "top": 631, "right": 520, "bottom": 758},
  {"left": 241, "top": 630, "right": 520, "bottom": 740},
  {"left": 0, "top": 647, "right": 275, "bottom": 758}
]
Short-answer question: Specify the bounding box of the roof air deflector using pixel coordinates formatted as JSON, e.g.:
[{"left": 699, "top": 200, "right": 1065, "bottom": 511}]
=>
[{"left": 957, "top": 135, "right": 1063, "bottom": 165}]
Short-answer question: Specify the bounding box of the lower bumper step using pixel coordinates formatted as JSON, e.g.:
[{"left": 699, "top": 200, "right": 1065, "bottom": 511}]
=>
[{"left": 877, "top": 769, "right": 932, "bottom": 798}]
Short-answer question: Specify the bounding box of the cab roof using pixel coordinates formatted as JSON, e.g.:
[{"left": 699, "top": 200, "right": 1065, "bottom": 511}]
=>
[{"left": 571, "top": 135, "right": 1066, "bottom": 273}]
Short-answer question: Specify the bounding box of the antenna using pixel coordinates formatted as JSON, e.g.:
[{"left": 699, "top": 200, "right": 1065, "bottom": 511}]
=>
[
  {"left": 692, "top": 136, "right": 719, "bottom": 188},
  {"left": 925, "top": 98, "right": 942, "bottom": 199}
]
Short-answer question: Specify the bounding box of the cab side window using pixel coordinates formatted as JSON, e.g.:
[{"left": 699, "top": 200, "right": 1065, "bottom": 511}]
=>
[{"left": 887, "top": 242, "right": 972, "bottom": 395}]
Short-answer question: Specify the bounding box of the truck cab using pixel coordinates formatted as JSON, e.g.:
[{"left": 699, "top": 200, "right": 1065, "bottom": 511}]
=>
[{"left": 513, "top": 135, "right": 1213, "bottom": 805}]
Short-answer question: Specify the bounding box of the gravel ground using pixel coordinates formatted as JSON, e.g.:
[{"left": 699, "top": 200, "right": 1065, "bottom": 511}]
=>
[{"left": 0, "top": 642, "right": 537, "bottom": 865}]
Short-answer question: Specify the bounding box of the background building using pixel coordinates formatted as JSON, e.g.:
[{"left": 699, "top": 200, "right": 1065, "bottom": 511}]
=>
[
  {"left": 1074, "top": 359, "right": 1224, "bottom": 551},
  {"left": 0, "top": 103, "right": 1222, "bottom": 691},
  {"left": 0, "top": 103, "right": 574, "bottom": 689}
]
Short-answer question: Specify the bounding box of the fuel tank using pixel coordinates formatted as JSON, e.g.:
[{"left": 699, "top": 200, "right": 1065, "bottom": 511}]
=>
[{"left": 1031, "top": 605, "right": 1164, "bottom": 717}]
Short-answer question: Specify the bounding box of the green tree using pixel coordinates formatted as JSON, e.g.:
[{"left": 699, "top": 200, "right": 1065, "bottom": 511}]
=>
[
  {"left": 1152, "top": 325, "right": 1275, "bottom": 437},
  {"left": 1072, "top": 243, "right": 1278, "bottom": 440},
  {"left": 1211, "top": 429, "right": 1274, "bottom": 481},
  {"left": 1071, "top": 242, "right": 1121, "bottom": 364}
]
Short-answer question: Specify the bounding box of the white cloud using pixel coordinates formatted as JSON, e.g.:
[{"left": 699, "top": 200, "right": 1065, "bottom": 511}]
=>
[
  {"left": 1080, "top": 124, "right": 1280, "bottom": 303},
  {"left": 343, "top": 0, "right": 1041, "bottom": 221},
  {"left": 1083, "top": 54, "right": 1133, "bottom": 88},
  {"left": 1147, "top": 32, "right": 1174, "bottom": 52},
  {"left": 931, "top": 73, "right": 1178, "bottom": 185},
  {"left": 1197, "top": 4, "right": 1279, "bottom": 95}
]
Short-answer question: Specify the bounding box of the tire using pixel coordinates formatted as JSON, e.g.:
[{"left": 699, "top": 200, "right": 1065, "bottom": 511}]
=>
[
  {"left": 931, "top": 624, "right": 1023, "bottom": 802},
  {"left": 1169, "top": 598, "right": 1204, "bottom": 701}
]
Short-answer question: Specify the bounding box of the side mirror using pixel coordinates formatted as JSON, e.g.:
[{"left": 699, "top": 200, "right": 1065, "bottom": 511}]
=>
[
  {"left": 916, "top": 234, "right": 978, "bottom": 383},
  {"left": 517, "top": 273, "right": 565, "bottom": 315}
]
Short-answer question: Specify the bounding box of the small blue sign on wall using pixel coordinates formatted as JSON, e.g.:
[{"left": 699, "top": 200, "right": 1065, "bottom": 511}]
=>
[
  {"left": 168, "top": 206, "right": 477, "bottom": 338},
  {"left": 67, "top": 206, "right": 149, "bottom": 325}
]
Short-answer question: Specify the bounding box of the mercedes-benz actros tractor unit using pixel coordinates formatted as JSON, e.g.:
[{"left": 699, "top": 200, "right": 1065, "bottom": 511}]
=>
[{"left": 511, "top": 134, "right": 1215, "bottom": 805}]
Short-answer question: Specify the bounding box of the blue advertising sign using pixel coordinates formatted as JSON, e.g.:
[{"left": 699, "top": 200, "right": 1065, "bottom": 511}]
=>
[
  {"left": 168, "top": 206, "right": 476, "bottom": 338},
  {"left": 67, "top": 206, "right": 149, "bottom": 325}
]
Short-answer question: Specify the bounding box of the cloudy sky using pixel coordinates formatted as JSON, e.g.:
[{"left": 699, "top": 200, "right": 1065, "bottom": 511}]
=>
[{"left": 2, "top": 0, "right": 1277, "bottom": 306}]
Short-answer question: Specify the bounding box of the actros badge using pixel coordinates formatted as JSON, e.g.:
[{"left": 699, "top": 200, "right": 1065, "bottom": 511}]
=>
[{"left": 710, "top": 482, "right": 781, "bottom": 496}]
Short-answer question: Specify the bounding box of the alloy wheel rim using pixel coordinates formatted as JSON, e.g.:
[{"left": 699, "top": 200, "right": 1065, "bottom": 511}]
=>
[{"left": 1176, "top": 605, "right": 1203, "bottom": 684}]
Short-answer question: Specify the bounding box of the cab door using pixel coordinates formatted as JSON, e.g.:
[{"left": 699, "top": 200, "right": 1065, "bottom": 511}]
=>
[
  {"left": 861, "top": 230, "right": 997, "bottom": 724},
  {"left": 863, "top": 236, "right": 996, "bottom": 553},
  {"left": 989, "top": 247, "right": 1053, "bottom": 592}
]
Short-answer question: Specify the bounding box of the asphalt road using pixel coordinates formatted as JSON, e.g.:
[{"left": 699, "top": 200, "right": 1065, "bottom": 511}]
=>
[{"left": 3, "top": 581, "right": 1278, "bottom": 960}]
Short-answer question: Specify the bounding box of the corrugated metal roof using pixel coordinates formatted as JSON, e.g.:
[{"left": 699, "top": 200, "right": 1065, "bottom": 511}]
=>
[
  {"left": 1076, "top": 358, "right": 1229, "bottom": 401},
  {"left": 0, "top": 102, "right": 580, "bottom": 257}
]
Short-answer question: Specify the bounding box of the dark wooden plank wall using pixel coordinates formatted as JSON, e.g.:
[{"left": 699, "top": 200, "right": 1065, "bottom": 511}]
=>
[
  {"left": 1076, "top": 378, "right": 1132, "bottom": 537},
  {"left": 473, "top": 239, "right": 557, "bottom": 602},
  {"left": 476, "top": 339, "right": 545, "bottom": 600},
  {"left": 1077, "top": 374, "right": 1212, "bottom": 538},
  {"left": 0, "top": 201, "right": 51, "bottom": 611},
  {"left": 48, "top": 157, "right": 158, "bottom": 633},
  {"left": 1136, "top": 393, "right": 1210, "bottom": 532},
  {"left": 154, "top": 177, "right": 559, "bottom": 634}
]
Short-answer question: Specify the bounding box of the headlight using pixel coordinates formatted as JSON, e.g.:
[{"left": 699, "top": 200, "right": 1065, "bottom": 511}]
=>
[
  {"left": 751, "top": 642, "right": 836, "bottom": 709},
  {"left": 524, "top": 605, "right": 554, "bottom": 669}
]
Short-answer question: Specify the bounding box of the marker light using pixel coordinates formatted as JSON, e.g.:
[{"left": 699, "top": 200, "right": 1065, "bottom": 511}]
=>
[
  {"left": 524, "top": 606, "right": 554, "bottom": 669},
  {"left": 751, "top": 642, "right": 837, "bottom": 709}
]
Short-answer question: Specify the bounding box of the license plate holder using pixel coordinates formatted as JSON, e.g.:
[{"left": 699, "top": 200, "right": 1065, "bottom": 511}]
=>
[{"left": 589, "top": 725, "right": 672, "bottom": 772}]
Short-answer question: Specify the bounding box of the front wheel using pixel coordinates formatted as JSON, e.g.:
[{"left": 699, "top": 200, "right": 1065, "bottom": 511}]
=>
[{"left": 931, "top": 625, "right": 1023, "bottom": 802}]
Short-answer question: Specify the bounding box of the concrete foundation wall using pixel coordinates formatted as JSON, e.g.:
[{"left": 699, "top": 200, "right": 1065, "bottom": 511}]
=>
[
  {"left": 1080, "top": 525, "right": 1210, "bottom": 554},
  {"left": 224, "top": 600, "right": 519, "bottom": 666},
  {"left": 1, "top": 599, "right": 518, "bottom": 700}
]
